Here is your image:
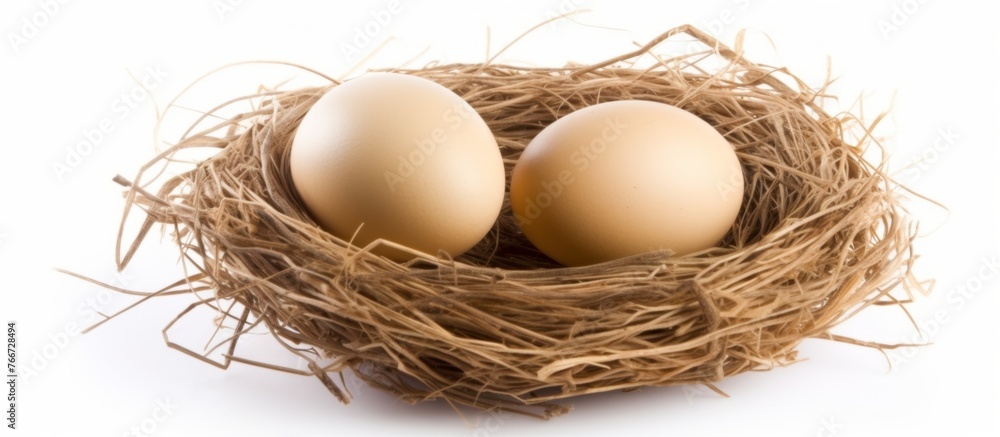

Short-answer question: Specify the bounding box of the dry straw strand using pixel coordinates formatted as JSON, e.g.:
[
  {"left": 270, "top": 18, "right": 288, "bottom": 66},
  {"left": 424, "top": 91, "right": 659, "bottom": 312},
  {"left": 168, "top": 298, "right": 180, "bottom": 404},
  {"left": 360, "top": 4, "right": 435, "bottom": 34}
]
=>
[{"left": 104, "top": 25, "right": 917, "bottom": 419}]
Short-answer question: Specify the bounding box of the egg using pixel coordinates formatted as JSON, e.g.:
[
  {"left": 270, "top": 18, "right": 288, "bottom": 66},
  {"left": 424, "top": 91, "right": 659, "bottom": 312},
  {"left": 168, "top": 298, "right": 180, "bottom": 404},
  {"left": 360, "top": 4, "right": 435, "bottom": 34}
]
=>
[
  {"left": 510, "top": 100, "right": 744, "bottom": 266},
  {"left": 290, "top": 72, "right": 505, "bottom": 260}
]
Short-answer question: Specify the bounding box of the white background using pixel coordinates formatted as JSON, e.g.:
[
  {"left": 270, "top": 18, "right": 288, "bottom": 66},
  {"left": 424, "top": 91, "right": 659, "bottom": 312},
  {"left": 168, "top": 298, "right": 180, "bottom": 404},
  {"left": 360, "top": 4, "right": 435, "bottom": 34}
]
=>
[{"left": 2, "top": 0, "right": 998, "bottom": 436}]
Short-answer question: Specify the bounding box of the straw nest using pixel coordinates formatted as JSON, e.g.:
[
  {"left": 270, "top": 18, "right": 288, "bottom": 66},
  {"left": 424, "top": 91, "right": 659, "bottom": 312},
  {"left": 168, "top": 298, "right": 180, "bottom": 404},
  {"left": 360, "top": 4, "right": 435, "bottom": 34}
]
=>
[{"left": 105, "top": 26, "right": 918, "bottom": 418}]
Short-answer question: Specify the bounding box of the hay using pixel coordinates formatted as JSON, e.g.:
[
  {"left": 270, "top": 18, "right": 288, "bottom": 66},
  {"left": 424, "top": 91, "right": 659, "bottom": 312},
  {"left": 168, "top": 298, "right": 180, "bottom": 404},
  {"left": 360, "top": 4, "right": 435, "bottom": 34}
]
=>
[{"left": 102, "top": 25, "right": 918, "bottom": 418}]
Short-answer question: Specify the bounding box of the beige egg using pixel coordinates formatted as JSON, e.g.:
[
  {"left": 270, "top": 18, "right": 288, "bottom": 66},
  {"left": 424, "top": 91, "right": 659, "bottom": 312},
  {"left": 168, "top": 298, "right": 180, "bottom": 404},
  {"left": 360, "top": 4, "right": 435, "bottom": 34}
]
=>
[
  {"left": 290, "top": 72, "right": 505, "bottom": 260},
  {"left": 510, "top": 100, "right": 744, "bottom": 266}
]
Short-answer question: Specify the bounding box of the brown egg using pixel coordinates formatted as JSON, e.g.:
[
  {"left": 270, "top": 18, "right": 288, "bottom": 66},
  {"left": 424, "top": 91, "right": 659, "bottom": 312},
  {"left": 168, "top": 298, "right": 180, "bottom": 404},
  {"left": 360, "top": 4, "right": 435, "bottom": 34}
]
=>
[
  {"left": 510, "top": 100, "right": 744, "bottom": 266},
  {"left": 290, "top": 73, "right": 505, "bottom": 260}
]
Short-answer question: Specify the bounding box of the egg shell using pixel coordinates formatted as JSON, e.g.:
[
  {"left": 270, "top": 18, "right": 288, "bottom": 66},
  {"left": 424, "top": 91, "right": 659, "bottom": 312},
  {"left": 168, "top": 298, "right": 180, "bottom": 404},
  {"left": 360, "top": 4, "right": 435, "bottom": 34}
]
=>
[
  {"left": 510, "top": 100, "right": 745, "bottom": 266},
  {"left": 289, "top": 72, "right": 505, "bottom": 260}
]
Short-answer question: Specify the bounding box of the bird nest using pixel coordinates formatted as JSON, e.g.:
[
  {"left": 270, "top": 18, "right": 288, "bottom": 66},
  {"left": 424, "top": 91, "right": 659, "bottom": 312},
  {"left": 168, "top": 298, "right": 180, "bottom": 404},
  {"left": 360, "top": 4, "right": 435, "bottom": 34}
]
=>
[{"left": 102, "top": 26, "right": 918, "bottom": 418}]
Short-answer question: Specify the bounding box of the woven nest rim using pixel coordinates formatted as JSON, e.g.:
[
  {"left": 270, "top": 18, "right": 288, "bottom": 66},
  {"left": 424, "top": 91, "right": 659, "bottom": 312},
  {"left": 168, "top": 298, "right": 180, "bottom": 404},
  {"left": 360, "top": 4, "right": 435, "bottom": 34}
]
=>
[{"left": 99, "top": 25, "right": 918, "bottom": 419}]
